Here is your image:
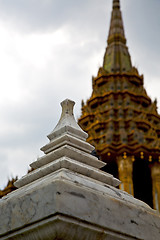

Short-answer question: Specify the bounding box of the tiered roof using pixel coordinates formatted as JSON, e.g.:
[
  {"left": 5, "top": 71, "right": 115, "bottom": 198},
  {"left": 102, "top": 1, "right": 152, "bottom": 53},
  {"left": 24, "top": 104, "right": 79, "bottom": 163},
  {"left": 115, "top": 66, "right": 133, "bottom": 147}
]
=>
[
  {"left": 14, "top": 99, "right": 120, "bottom": 189},
  {"left": 0, "top": 177, "right": 17, "bottom": 198},
  {"left": 79, "top": 0, "right": 160, "bottom": 163}
]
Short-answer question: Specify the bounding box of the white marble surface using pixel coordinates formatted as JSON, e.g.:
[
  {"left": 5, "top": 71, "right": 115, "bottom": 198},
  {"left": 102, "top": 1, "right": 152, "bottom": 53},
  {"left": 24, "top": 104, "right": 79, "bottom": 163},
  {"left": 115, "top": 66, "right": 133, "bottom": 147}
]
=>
[
  {"left": 15, "top": 99, "right": 117, "bottom": 189},
  {"left": 31, "top": 145, "right": 105, "bottom": 169},
  {"left": 0, "top": 169, "right": 160, "bottom": 240},
  {"left": 41, "top": 133, "right": 94, "bottom": 154},
  {"left": 1, "top": 99, "right": 160, "bottom": 240},
  {"left": 0, "top": 215, "right": 138, "bottom": 240},
  {"left": 47, "top": 99, "right": 88, "bottom": 141},
  {"left": 15, "top": 157, "right": 120, "bottom": 188}
]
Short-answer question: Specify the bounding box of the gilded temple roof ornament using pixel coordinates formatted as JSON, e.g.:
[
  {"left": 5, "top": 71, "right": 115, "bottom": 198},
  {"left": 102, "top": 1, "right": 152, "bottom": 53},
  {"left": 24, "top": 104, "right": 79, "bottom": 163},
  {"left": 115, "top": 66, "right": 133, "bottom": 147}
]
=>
[
  {"left": 79, "top": 0, "right": 160, "bottom": 161},
  {"left": 78, "top": 0, "right": 160, "bottom": 209},
  {"left": 103, "top": 0, "right": 132, "bottom": 73}
]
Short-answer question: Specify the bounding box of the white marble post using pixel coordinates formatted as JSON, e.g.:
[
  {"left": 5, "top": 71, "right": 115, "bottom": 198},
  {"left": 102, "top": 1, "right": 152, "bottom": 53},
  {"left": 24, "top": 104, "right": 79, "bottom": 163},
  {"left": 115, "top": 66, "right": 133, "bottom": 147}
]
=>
[{"left": 0, "top": 99, "right": 160, "bottom": 240}]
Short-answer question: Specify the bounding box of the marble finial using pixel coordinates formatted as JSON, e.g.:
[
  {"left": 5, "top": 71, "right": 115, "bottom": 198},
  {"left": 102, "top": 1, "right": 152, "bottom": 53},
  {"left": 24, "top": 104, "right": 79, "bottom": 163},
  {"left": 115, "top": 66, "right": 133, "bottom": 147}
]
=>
[
  {"left": 47, "top": 99, "right": 88, "bottom": 141},
  {"left": 14, "top": 99, "right": 120, "bottom": 189},
  {"left": 61, "top": 99, "right": 75, "bottom": 117},
  {"left": 1, "top": 99, "right": 159, "bottom": 240}
]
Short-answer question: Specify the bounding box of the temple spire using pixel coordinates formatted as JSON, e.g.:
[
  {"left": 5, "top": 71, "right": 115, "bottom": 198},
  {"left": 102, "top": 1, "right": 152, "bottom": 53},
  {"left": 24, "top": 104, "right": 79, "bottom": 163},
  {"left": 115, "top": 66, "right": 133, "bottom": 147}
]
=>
[
  {"left": 103, "top": 0, "right": 132, "bottom": 73},
  {"left": 113, "top": 0, "right": 120, "bottom": 9},
  {"left": 79, "top": 0, "right": 160, "bottom": 211},
  {"left": 108, "top": 0, "right": 126, "bottom": 45}
]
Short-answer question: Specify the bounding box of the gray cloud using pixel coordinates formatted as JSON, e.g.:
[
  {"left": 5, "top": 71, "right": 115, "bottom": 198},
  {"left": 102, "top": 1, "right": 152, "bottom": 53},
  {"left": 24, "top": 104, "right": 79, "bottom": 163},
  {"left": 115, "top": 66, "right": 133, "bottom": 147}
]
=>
[
  {"left": 0, "top": 0, "right": 111, "bottom": 33},
  {"left": 0, "top": 0, "right": 160, "bottom": 188}
]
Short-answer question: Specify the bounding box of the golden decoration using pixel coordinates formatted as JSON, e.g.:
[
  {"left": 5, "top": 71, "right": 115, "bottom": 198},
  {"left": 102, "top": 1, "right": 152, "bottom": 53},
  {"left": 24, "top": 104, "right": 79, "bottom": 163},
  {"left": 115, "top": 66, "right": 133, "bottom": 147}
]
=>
[
  {"left": 123, "top": 152, "right": 127, "bottom": 159},
  {"left": 140, "top": 152, "right": 144, "bottom": 159},
  {"left": 149, "top": 156, "right": 152, "bottom": 162},
  {"left": 131, "top": 156, "right": 135, "bottom": 162}
]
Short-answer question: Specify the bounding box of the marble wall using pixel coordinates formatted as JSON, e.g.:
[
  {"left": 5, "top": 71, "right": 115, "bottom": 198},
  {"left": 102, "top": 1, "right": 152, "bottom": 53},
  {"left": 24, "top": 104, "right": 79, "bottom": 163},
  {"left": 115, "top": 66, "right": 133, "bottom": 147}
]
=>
[{"left": 0, "top": 99, "right": 160, "bottom": 240}]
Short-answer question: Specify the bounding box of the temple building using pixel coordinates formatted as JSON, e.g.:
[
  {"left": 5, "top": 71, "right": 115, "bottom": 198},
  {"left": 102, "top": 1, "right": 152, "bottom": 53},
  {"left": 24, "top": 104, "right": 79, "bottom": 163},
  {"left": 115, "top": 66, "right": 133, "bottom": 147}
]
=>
[
  {"left": 78, "top": 0, "right": 160, "bottom": 210},
  {"left": 0, "top": 177, "right": 17, "bottom": 198}
]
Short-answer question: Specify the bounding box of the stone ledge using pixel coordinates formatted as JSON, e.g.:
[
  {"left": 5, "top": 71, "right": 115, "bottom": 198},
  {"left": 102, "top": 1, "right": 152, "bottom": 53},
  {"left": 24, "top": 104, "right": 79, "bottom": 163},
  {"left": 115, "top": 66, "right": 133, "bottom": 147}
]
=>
[
  {"left": 1, "top": 169, "right": 159, "bottom": 240},
  {"left": 31, "top": 145, "right": 105, "bottom": 169},
  {"left": 41, "top": 133, "right": 94, "bottom": 154},
  {"left": 15, "top": 158, "right": 119, "bottom": 188},
  {"left": 0, "top": 214, "right": 137, "bottom": 240}
]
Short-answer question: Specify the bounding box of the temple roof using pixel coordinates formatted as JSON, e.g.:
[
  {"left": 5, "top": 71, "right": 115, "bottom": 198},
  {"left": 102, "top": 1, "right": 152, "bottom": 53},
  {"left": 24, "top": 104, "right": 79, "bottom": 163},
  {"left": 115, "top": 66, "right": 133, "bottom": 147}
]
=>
[
  {"left": 78, "top": 0, "right": 160, "bottom": 163},
  {"left": 0, "top": 177, "right": 17, "bottom": 198},
  {"left": 103, "top": 0, "right": 132, "bottom": 73}
]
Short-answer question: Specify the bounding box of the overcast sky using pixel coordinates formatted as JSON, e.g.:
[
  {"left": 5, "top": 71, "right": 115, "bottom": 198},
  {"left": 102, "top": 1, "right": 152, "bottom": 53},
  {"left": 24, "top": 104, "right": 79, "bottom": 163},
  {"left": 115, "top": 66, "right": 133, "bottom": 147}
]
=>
[{"left": 0, "top": 0, "right": 160, "bottom": 189}]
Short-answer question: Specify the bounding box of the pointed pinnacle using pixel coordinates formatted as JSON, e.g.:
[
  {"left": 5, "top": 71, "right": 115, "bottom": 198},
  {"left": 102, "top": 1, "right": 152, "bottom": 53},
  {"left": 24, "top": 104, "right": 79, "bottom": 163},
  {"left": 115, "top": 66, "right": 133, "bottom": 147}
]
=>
[{"left": 113, "top": 0, "right": 120, "bottom": 9}]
